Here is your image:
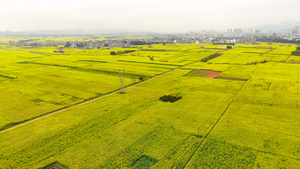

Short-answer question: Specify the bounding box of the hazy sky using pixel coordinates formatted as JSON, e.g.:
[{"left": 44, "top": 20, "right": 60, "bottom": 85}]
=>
[{"left": 1, "top": 0, "right": 299, "bottom": 32}]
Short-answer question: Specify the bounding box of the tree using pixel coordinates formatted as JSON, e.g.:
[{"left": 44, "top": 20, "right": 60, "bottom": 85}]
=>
[{"left": 65, "top": 42, "right": 71, "bottom": 47}]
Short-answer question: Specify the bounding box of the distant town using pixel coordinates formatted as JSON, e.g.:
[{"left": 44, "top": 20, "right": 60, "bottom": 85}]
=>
[{"left": 1, "top": 26, "right": 299, "bottom": 49}]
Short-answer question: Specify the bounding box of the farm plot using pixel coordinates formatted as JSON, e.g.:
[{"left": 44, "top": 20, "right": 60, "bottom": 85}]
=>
[
  {"left": 0, "top": 68, "right": 245, "bottom": 168},
  {"left": 0, "top": 44, "right": 217, "bottom": 129},
  {"left": 208, "top": 44, "right": 297, "bottom": 64},
  {"left": 184, "top": 62, "right": 300, "bottom": 168},
  {"left": 0, "top": 48, "right": 164, "bottom": 128},
  {"left": 0, "top": 42, "right": 299, "bottom": 168}
]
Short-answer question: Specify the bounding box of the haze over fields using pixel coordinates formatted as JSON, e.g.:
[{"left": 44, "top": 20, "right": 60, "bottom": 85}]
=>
[{"left": 1, "top": 0, "right": 300, "bottom": 32}]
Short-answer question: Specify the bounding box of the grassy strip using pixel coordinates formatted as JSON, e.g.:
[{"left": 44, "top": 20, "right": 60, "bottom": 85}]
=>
[
  {"left": 237, "top": 46, "right": 256, "bottom": 48},
  {"left": 260, "top": 47, "right": 278, "bottom": 55},
  {"left": 117, "top": 60, "right": 181, "bottom": 67},
  {"left": 242, "top": 52, "right": 265, "bottom": 54},
  {"left": 0, "top": 74, "right": 15, "bottom": 79},
  {"left": 141, "top": 49, "right": 167, "bottom": 52},
  {"left": 78, "top": 60, "right": 108, "bottom": 63}
]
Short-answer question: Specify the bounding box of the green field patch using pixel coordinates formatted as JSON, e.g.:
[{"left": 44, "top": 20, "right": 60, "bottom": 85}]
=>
[
  {"left": 186, "top": 139, "right": 257, "bottom": 168},
  {"left": 78, "top": 60, "right": 108, "bottom": 63},
  {"left": 31, "top": 98, "right": 43, "bottom": 103},
  {"left": 71, "top": 67, "right": 150, "bottom": 79},
  {"left": 129, "top": 155, "right": 158, "bottom": 169},
  {"left": 184, "top": 70, "right": 209, "bottom": 77},
  {"left": 267, "top": 53, "right": 290, "bottom": 56},
  {"left": 29, "top": 51, "right": 52, "bottom": 56},
  {"left": 254, "top": 152, "right": 300, "bottom": 168}
]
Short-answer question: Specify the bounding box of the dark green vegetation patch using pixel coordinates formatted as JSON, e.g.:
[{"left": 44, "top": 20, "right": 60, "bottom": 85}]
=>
[
  {"left": 159, "top": 95, "right": 182, "bottom": 102},
  {"left": 213, "top": 43, "right": 235, "bottom": 45},
  {"left": 129, "top": 155, "right": 158, "bottom": 169},
  {"left": 291, "top": 50, "right": 300, "bottom": 56},
  {"left": 78, "top": 60, "right": 107, "bottom": 63},
  {"left": 0, "top": 74, "right": 15, "bottom": 79},
  {"left": 200, "top": 53, "right": 222, "bottom": 62},
  {"left": 110, "top": 50, "right": 136, "bottom": 55}
]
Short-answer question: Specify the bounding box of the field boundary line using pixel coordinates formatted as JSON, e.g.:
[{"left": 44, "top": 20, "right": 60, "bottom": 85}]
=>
[
  {"left": 181, "top": 65, "right": 260, "bottom": 168},
  {"left": 0, "top": 61, "right": 199, "bottom": 133}
]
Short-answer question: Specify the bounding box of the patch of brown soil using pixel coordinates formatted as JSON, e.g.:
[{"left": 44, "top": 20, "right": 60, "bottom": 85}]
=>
[{"left": 197, "top": 70, "right": 222, "bottom": 78}]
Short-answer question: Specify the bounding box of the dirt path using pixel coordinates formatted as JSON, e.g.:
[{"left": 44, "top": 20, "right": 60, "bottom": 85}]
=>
[{"left": 0, "top": 62, "right": 196, "bottom": 133}]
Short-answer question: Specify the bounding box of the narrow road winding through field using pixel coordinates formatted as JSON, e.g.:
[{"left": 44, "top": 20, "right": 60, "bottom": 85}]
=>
[{"left": 0, "top": 61, "right": 198, "bottom": 133}]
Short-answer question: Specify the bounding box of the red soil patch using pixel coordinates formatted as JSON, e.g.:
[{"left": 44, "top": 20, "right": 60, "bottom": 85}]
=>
[
  {"left": 204, "top": 71, "right": 222, "bottom": 78},
  {"left": 197, "top": 70, "right": 222, "bottom": 78}
]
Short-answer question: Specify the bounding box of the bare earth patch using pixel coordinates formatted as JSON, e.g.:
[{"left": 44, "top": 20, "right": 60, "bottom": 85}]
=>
[{"left": 195, "top": 70, "right": 222, "bottom": 78}]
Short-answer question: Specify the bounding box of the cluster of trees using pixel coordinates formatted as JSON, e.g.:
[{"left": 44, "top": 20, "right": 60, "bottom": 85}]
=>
[
  {"left": 291, "top": 46, "right": 300, "bottom": 56},
  {"left": 258, "top": 38, "right": 300, "bottom": 44},
  {"left": 110, "top": 50, "right": 136, "bottom": 55},
  {"left": 201, "top": 52, "right": 222, "bottom": 62},
  {"left": 130, "top": 41, "right": 151, "bottom": 45},
  {"left": 213, "top": 43, "right": 235, "bottom": 45},
  {"left": 292, "top": 51, "right": 300, "bottom": 56},
  {"left": 129, "top": 41, "right": 172, "bottom": 45},
  {"left": 76, "top": 42, "right": 85, "bottom": 48},
  {"left": 64, "top": 42, "right": 71, "bottom": 47}
]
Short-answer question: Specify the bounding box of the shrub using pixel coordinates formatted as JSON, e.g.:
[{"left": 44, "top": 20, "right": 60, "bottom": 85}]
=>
[{"left": 159, "top": 95, "right": 182, "bottom": 102}]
